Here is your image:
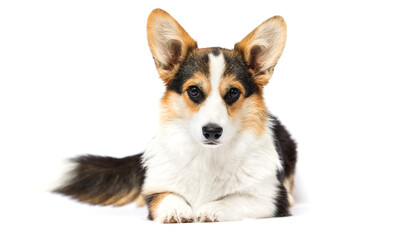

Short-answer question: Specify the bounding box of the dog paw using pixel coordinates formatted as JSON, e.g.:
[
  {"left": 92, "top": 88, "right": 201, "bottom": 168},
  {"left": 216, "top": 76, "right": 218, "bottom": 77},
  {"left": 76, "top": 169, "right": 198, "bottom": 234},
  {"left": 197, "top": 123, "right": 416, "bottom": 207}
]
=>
[
  {"left": 153, "top": 195, "right": 194, "bottom": 223},
  {"left": 195, "top": 202, "right": 225, "bottom": 222}
]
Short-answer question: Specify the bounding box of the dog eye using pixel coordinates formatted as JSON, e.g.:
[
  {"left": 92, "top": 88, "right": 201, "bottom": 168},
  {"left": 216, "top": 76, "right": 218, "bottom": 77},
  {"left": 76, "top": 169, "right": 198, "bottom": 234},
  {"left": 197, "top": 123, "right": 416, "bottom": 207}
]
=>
[
  {"left": 228, "top": 88, "right": 240, "bottom": 98},
  {"left": 188, "top": 86, "right": 200, "bottom": 97},
  {"left": 187, "top": 85, "right": 204, "bottom": 104},
  {"left": 224, "top": 88, "right": 241, "bottom": 105}
]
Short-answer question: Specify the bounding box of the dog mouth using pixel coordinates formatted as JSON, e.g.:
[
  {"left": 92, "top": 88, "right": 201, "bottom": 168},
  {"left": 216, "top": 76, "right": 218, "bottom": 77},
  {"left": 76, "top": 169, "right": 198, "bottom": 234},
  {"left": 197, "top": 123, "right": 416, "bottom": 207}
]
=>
[{"left": 204, "top": 141, "right": 220, "bottom": 146}]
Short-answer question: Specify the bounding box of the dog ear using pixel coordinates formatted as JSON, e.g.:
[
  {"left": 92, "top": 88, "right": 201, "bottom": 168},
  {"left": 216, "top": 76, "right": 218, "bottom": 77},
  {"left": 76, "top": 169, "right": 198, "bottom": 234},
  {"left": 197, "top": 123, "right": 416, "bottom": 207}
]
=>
[
  {"left": 147, "top": 9, "right": 197, "bottom": 83},
  {"left": 234, "top": 16, "right": 287, "bottom": 86}
]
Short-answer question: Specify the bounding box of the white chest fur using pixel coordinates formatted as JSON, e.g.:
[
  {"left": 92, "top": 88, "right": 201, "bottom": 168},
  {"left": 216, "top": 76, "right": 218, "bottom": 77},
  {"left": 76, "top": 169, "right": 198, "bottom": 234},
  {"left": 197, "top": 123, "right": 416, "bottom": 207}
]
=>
[{"left": 142, "top": 119, "right": 282, "bottom": 210}]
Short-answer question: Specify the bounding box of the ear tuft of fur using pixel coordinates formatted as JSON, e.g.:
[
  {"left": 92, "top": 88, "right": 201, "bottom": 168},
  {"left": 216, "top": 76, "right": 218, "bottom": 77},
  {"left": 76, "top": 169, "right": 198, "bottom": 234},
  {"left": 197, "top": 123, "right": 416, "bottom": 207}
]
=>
[
  {"left": 54, "top": 154, "right": 146, "bottom": 206},
  {"left": 234, "top": 16, "right": 287, "bottom": 86},
  {"left": 147, "top": 9, "right": 197, "bottom": 83}
]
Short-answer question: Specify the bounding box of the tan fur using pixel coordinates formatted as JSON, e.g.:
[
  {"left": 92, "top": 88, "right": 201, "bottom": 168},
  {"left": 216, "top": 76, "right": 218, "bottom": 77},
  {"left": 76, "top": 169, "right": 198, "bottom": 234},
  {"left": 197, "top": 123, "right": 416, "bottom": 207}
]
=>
[
  {"left": 239, "top": 94, "right": 268, "bottom": 136},
  {"left": 219, "top": 75, "right": 246, "bottom": 117},
  {"left": 159, "top": 73, "right": 211, "bottom": 123},
  {"left": 159, "top": 91, "right": 183, "bottom": 123},
  {"left": 75, "top": 188, "right": 140, "bottom": 206},
  {"left": 197, "top": 47, "right": 233, "bottom": 55},
  {"left": 182, "top": 73, "right": 211, "bottom": 113},
  {"left": 147, "top": 192, "right": 171, "bottom": 219},
  {"left": 76, "top": 196, "right": 105, "bottom": 205},
  {"left": 219, "top": 75, "right": 246, "bottom": 97},
  {"left": 283, "top": 174, "right": 295, "bottom": 207},
  {"left": 112, "top": 189, "right": 141, "bottom": 206},
  {"left": 136, "top": 194, "right": 146, "bottom": 207}
]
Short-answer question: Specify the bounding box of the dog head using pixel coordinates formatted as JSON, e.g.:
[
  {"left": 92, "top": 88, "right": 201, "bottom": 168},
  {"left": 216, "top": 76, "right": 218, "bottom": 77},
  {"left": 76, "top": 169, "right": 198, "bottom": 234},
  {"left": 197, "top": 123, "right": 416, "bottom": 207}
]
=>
[{"left": 147, "top": 9, "right": 286, "bottom": 147}]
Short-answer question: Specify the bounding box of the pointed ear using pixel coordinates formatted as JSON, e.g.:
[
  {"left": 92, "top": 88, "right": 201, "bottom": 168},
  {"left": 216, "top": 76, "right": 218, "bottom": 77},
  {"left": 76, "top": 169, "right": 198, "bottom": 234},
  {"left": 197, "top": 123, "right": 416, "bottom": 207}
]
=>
[
  {"left": 234, "top": 16, "right": 287, "bottom": 86},
  {"left": 147, "top": 9, "right": 197, "bottom": 82}
]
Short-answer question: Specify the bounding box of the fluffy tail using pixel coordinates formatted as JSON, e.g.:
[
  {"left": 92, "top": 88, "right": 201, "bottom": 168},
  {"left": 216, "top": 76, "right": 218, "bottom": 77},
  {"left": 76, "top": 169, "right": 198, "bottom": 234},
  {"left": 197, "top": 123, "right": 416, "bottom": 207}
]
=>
[{"left": 54, "top": 153, "right": 146, "bottom": 206}]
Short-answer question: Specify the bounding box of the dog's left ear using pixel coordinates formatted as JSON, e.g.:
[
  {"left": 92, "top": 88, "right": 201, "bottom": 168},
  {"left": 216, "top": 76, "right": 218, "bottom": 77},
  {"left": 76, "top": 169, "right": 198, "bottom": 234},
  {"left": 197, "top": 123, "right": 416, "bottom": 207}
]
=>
[
  {"left": 147, "top": 9, "right": 197, "bottom": 83},
  {"left": 234, "top": 16, "right": 287, "bottom": 86}
]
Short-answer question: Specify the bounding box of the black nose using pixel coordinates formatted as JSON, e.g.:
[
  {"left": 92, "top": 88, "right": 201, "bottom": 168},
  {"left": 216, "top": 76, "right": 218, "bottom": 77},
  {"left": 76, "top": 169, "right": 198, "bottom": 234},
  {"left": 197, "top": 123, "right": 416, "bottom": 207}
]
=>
[{"left": 202, "top": 123, "right": 223, "bottom": 140}]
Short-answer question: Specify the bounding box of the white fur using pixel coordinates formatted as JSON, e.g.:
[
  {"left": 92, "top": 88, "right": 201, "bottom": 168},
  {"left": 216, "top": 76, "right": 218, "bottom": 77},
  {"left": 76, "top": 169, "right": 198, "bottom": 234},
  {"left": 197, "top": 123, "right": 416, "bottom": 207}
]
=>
[
  {"left": 153, "top": 194, "right": 193, "bottom": 223},
  {"left": 142, "top": 53, "right": 284, "bottom": 222}
]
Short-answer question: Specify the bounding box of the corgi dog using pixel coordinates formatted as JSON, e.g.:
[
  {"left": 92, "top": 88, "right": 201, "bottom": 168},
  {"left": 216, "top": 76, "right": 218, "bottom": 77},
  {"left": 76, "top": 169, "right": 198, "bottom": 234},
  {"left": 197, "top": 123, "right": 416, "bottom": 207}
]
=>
[{"left": 55, "top": 8, "right": 297, "bottom": 223}]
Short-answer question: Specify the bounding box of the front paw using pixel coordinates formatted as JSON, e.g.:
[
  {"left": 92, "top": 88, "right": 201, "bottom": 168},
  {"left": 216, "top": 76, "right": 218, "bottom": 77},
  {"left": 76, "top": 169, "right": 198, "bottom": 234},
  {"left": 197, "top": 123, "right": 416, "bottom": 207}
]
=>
[
  {"left": 195, "top": 202, "right": 225, "bottom": 222},
  {"left": 153, "top": 195, "right": 194, "bottom": 223}
]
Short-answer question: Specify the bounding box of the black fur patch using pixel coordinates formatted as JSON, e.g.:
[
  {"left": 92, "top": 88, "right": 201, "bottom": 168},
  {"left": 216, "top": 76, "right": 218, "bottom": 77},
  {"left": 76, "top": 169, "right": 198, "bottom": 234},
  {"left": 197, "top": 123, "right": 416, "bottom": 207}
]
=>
[
  {"left": 54, "top": 153, "right": 146, "bottom": 206},
  {"left": 269, "top": 114, "right": 297, "bottom": 179},
  {"left": 210, "top": 47, "right": 221, "bottom": 56},
  {"left": 169, "top": 52, "right": 209, "bottom": 94},
  {"left": 223, "top": 53, "right": 258, "bottom": 97},
  {"left": 269, "top": 114, "right": 297, "bottom": 217},
  {"left": 274, "top": 184, "right": 291, "bottom": 217},
  {"left": 168, "top": 48, "right": 259, "bottom": 99}
]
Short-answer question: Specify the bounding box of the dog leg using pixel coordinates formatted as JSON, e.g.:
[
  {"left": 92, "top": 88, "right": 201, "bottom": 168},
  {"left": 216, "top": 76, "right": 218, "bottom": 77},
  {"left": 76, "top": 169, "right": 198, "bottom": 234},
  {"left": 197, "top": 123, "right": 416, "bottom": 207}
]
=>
[
  {"left": 195, "top": 194, "right": 276, "bottom": 222},
  {"left": 145, "top": 192, "right": 194, "bottom": 223}
]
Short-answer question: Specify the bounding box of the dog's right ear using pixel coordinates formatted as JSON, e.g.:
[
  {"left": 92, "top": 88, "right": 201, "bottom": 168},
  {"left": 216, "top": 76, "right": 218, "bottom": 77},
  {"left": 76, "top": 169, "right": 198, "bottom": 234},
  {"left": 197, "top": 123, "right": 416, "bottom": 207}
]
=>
[{"left": 147, "top": 9, "right": 197, "bottom": 83}]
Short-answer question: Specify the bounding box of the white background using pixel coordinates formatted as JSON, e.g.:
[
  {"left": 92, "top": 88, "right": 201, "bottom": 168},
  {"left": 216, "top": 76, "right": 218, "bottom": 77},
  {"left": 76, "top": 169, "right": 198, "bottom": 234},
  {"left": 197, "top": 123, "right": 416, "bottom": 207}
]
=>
[{"left": 1, "top": 0, "right": 416, "bottom": 239}]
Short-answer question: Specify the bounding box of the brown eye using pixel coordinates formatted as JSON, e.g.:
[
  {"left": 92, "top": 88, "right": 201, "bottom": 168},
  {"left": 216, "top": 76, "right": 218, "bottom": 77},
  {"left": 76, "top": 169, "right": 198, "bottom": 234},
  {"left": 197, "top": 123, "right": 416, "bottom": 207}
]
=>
[
  {"left": 187, "top": 85, "right": 204, "bottom": 104},
  {"left": 188, "top": 86, "right": 200, "bottom": 97},
  {"left": 224, "top": 88, "right": 241, "bottom": 105},
  {"left": 228, "top": 88, "right": 240, "bottom": 98}
]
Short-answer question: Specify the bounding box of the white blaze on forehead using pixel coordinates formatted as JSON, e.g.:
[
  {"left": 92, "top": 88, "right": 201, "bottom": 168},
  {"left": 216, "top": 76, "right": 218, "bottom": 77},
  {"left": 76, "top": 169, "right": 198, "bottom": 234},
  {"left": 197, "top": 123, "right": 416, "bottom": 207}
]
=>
[
  {"left": 204, "top": 53, "right": 227, "bottom": 123},
  {"left": 194, "top": 53, "right": 228, "bottom": 126},
  {"left": 208, "top": 53, "right": 226, "bottom": 91}
]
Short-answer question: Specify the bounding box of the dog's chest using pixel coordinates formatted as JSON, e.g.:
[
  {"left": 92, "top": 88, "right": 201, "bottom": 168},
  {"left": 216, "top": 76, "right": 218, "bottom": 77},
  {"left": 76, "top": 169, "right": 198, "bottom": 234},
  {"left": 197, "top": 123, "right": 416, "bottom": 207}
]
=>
[
  {"left": 142, "top": 133, "right": 280, "bottom": 208},
  {"left": 175, "top": 153, "right": 251, "bottom": 204},
  {"left": 146, "top": 152, "right": 267, "bottom": 207}
]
